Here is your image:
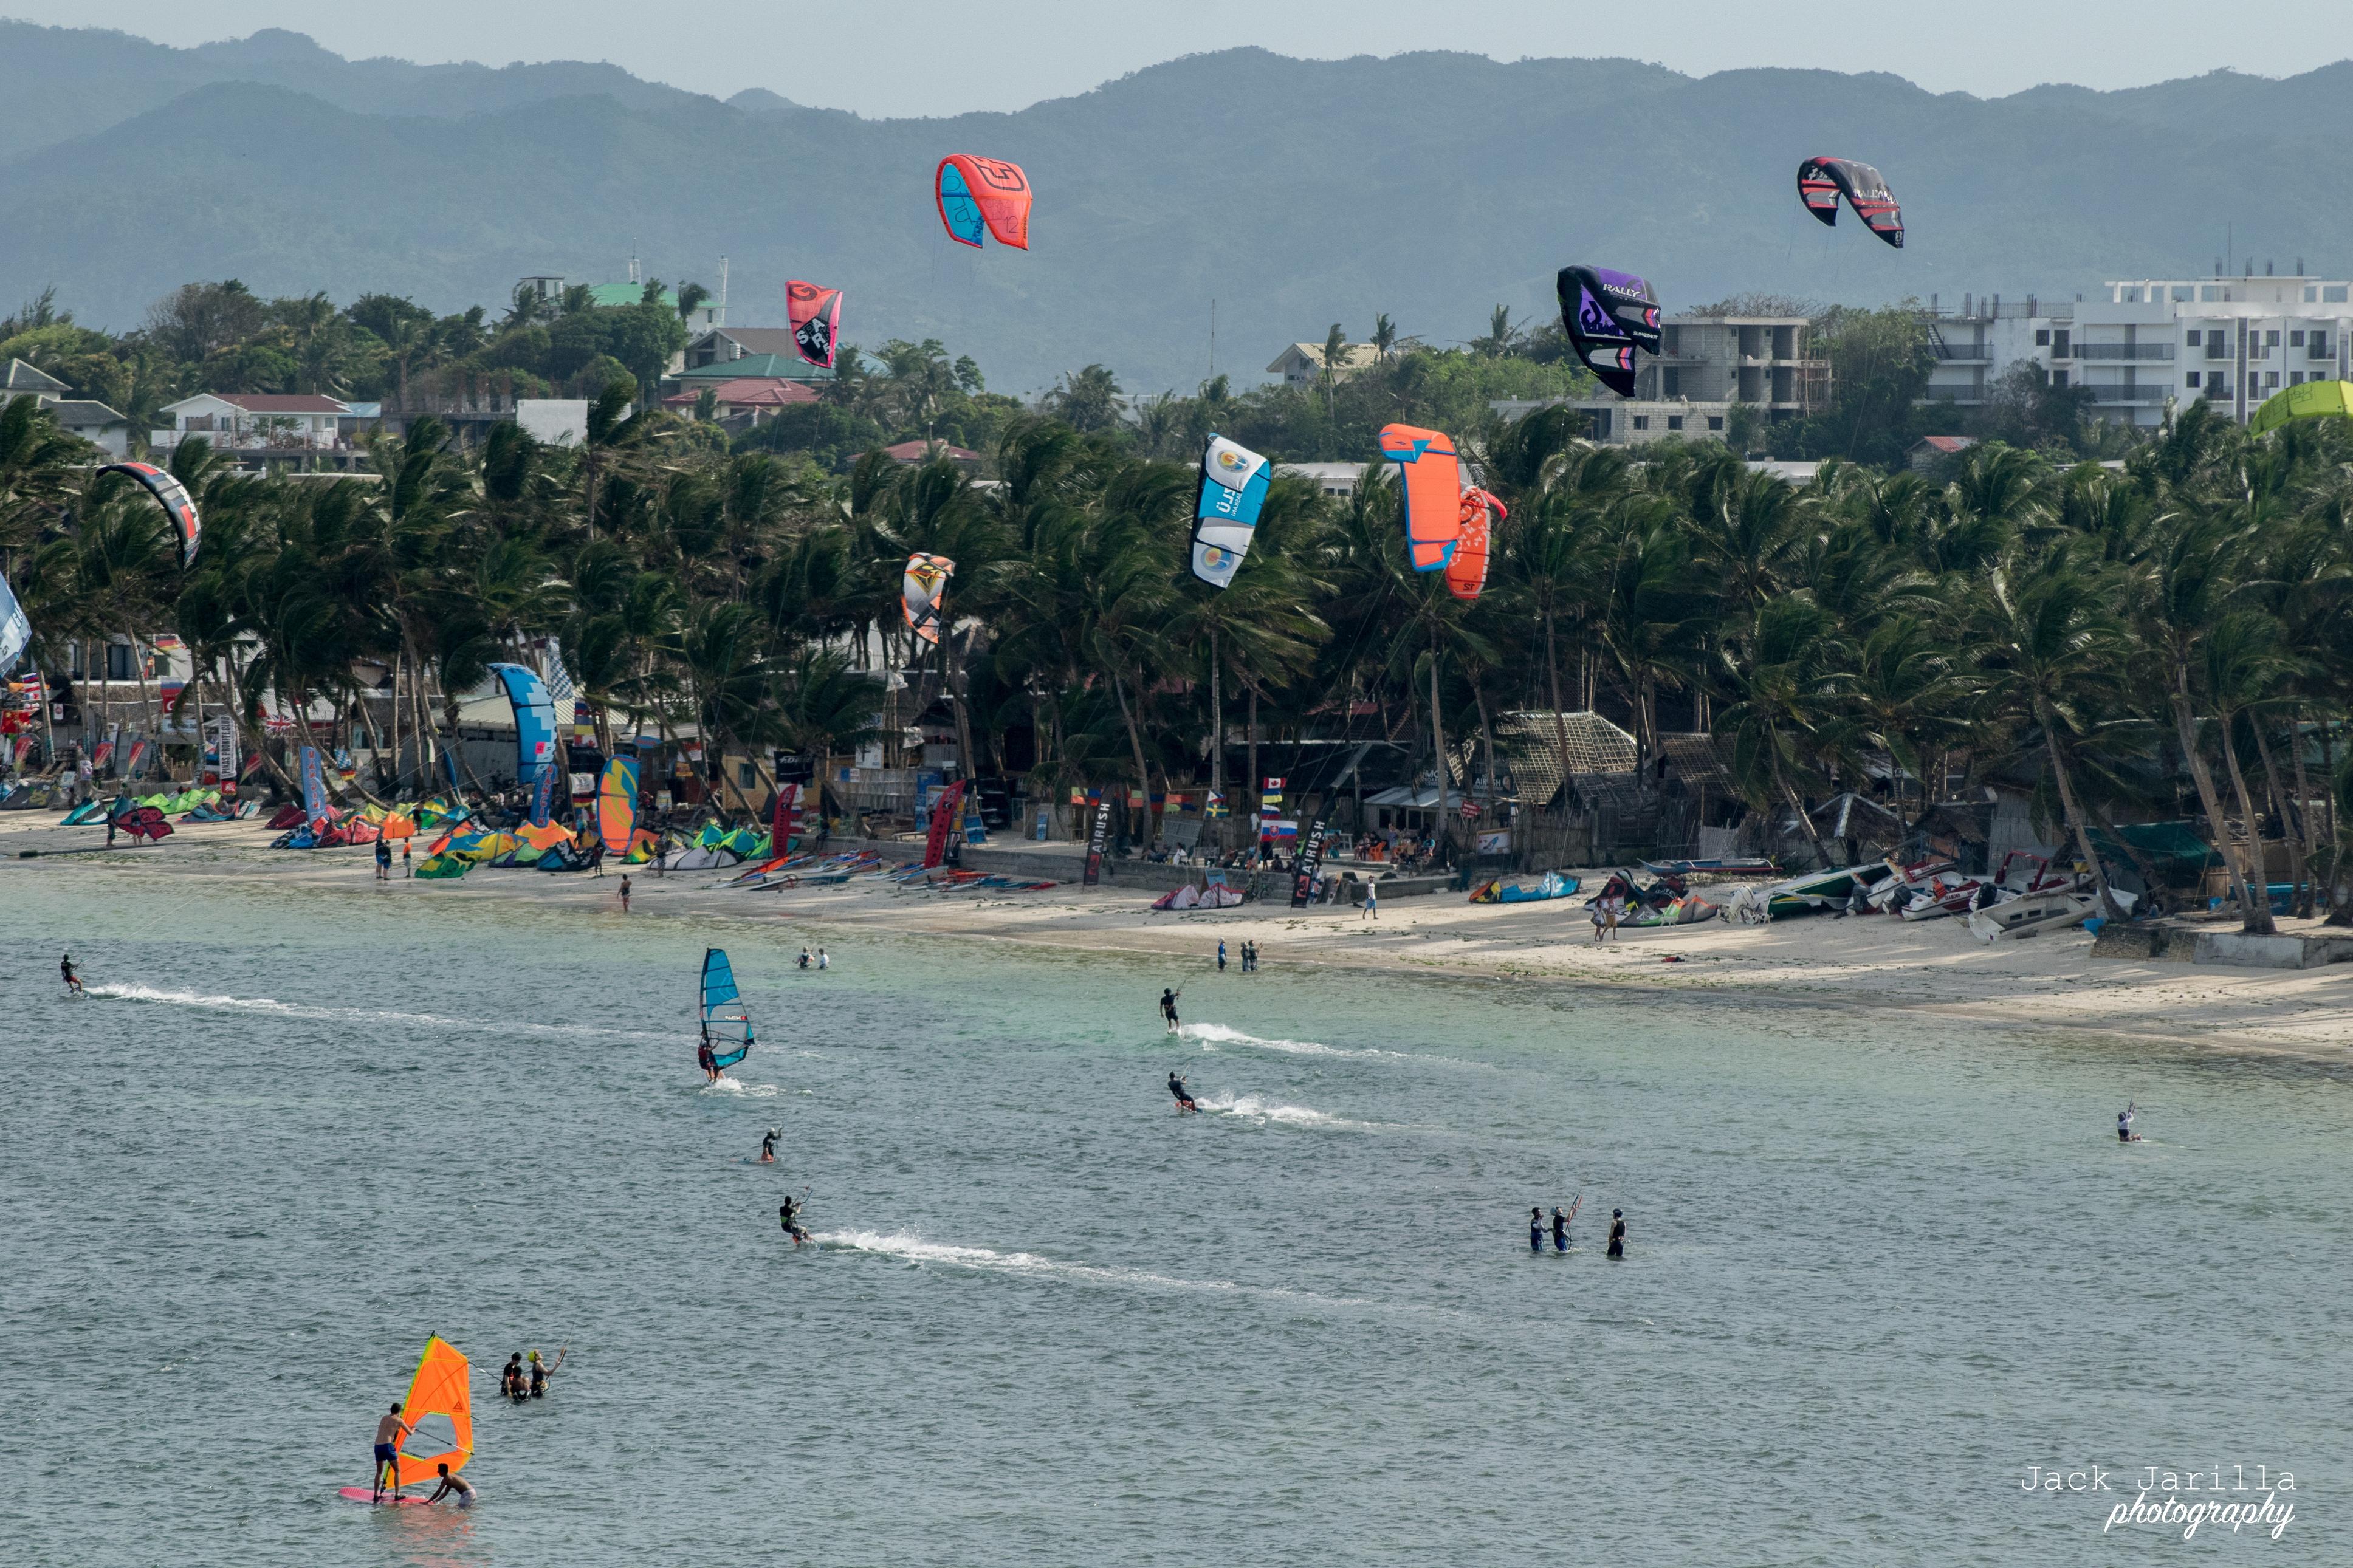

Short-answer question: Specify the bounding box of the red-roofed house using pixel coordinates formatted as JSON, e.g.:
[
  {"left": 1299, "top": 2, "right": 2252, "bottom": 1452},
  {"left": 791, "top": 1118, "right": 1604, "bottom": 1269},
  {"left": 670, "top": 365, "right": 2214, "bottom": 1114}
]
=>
[
  {"left": 660, "top": 377, "right": 820, "bottom": 426},
  {"left": 155, "top": 392, "right": 353, "bottom": 456},
  {"left": 882, "top": 439, "right": 982, "bottom": 470},
  {"left": 1908, "top": 435, "right": 1977, "bottom": 471}
]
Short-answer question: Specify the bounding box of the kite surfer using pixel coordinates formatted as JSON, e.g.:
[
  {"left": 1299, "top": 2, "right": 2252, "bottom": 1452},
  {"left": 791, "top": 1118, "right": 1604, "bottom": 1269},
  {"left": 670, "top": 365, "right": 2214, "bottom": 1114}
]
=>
[
  {"left": 1159, "top": 987, "right": 1182, "bottom": 1032},
  {"left": 780, "top": 1194, "right": 809, "bottom": 1246},
  {"left": 371, "top": 1402, "right": 416, "bottom": 1504},
  {"left": 1607, "top": 1209, "right": 1627, "bottom": 1259},
  {"left": 1167, "top": 1070, "right": 1198, "bottom": 1114},
  {"left": 428, "top": 1464, "right": 476, "bottom": 1508},
  {"left": 60, "top": 953, "right": 83, "bottom": 994},
  {"left": 527, "top": 1348, "right": 561, "bottom": 1397},
  {"left": 1217, "top": 940, "right": 1228, "bottom": 971},
  {"left": 1552, "top": 1203, "right": 1575, "bottom": 1253},
  {"left": 500, "top": 1354, "right": 526, "bottom": 1402},
  {"left": 698, "top": 1040, "right": 721, "bottom": 1083},
  {"left": 2118, "top": 1103, "right": 2141, "bottom": 1143},
  {"left": 760, "top": 1127, "right": 778, "bottom": 1163}
]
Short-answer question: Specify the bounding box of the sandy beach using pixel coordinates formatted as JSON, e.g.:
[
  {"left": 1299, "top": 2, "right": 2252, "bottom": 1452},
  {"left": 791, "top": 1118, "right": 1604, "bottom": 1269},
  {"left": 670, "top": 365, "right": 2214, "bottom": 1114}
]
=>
[{"left": 13, "top": 811, "right": 2353, "bottom": 1057}]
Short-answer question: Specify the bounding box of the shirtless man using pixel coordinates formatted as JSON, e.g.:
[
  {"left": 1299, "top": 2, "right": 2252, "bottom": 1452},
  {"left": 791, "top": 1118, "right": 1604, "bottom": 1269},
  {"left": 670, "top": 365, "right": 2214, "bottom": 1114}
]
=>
[{"left": 372, "top": 1403, "right": 415, "bottom": 1503}]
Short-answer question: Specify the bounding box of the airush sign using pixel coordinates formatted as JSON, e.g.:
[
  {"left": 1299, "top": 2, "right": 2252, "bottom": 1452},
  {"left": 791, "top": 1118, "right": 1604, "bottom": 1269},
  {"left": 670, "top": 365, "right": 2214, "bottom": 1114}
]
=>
[{"left": 1082, "top": 793, "right": 1113, "bottom": 886}]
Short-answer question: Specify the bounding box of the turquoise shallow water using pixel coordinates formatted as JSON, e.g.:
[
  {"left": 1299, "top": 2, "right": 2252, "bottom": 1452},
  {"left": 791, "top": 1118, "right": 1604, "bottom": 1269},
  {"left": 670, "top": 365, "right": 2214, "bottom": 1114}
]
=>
[{"left": 5, "top": 863, "right": 2350, "bottom": 1565}]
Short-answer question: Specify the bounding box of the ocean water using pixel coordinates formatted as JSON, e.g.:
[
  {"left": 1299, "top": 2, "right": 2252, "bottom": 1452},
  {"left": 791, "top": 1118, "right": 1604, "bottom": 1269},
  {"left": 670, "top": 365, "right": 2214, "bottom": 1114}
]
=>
[{"left": 5, "top": 863, "right": 2349, "bottom": 1566}]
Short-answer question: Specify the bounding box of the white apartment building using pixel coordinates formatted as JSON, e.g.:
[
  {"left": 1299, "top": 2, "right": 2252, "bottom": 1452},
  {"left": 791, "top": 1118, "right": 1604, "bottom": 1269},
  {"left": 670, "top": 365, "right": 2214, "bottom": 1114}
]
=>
[
  {"left": 1491, "top": 312, "right": 1829, "bottom": 448},
  {"left": 1923, "top": 269, "right": 2353, "bottom": 430}
]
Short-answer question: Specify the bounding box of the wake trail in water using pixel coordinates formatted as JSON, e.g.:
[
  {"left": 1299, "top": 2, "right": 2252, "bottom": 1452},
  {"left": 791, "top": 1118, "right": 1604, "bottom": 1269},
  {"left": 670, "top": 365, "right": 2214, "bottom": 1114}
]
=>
[
  {"left": 815, "top": 1229, "right": 1362, "bottom": 1310},
  {"left": 87, "top": 984, "right": 670, "bottom": 1044},
  {"left": 1192, "top": 1090, "right": 1360, "bottom": 1129},
  {"left": 1177, "top": 1021, "right": 1475, "bottom": 1067},
  {"left": 703, "top": 1077, "right": 781, "bottom": 1098}
]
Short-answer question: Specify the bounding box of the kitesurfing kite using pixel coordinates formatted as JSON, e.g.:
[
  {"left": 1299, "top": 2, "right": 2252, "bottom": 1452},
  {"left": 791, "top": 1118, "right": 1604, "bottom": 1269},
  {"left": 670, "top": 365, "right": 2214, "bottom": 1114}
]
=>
[
  {"left": 1192, "top": 434, "right": 1271, "bottom": 589},
  {"left": 786, "top": 281, "right": 843, "bottom": 369},
  {"left": 96, "top": 462, "right": 201, "bottom": 569},
  {"left": 0, "top": 567, "right": 29, "bottom": 679},
  {"left": 699, "top": 947, "right": 755, "bottom": 1070},
  {"left": 935, "top": 155, "right": 1032, "bottom": 250},
  {"left": 1378, "top": 425, "right": 1462, "bottom": 572},
  {"left": 1448, "top": 487, "right": 1506, "bottom": 603},
  {"left": 903, "top": 553, "right": 954, "bottom": 645},
  {"left": 2249, "top": 379, "right": 2353, "bottom": 438},
  {"left": 1797, "top": 157, "right": 1904, "bottom": 248},
  {"left": 338, "top": 1336, "right": 472, "bottom": 1504},
  {"left": 486, "top": 663, "right": 558, "bottom": 798},
  {"left": 1556, "top": 266, "right": 1662, "bottom": 399}
]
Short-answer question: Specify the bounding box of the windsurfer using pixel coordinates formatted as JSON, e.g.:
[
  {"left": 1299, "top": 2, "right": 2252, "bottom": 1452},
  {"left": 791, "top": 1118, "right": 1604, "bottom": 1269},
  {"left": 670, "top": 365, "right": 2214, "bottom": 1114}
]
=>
[
  {"left": 1168, "top": 1070, "right": 1197, "bottom": 1114},
  {"left": 428, "top": 1464, "right": 476, "bottom": 1508},
  {"left": 2118, "top": 1103, "right": 2140, "bottom": 1143},
  {"left": 60, "top": 953, "right": 82, "bottom": 994},
  {"left": 760, "top": 1127, "right": 778, "bottom": 1163},
  {"left": 698, "top": 1040, "right": 720, "bottom": 1083},
  {"left": 1159, "top": 988, "right": 1181, "bottom": 1032},
  {"left": 371, "top": 1403, "right": 415, "bottom": 1503}
]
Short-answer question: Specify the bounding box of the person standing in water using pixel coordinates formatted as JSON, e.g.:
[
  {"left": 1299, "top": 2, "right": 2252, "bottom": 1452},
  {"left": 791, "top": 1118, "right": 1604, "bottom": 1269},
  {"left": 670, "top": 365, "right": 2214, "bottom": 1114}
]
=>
[
  {"left": 527, "top": 1349, "right": 560, "bottom": 1397},
  {"left": 500, "top": 1354, "right": 526, "bottom": 1402},
  {"left": 375, "top": 836, "right": 393, "bottom": 881},
  {"left": 371, "top": 1402, "right": 416, "bottom": 1503},
  {"left": 1607, "top": 1208, "right": 1627, "bottom": 1259},
  {"left": 1217, "top": 940, "right": 1227, "bottom": 972},
  {"left": 1168, "top": 1070, "right": 1198, "bottom": 1114},
  {"left": 798, "top": 947, "right": 812, "bottom": 970},
  {"left": 1551, "top": 1205, "right": 1570, "bottom": 1253},
  {"left": 1159, "top": 988, "right": 1181, "bottom": 1032},
  {"left": 816, "top": 947, "right": 829, "bottom": 970},
  {"left": 1528, "top": 1206, "right": 1544, "bottom": 1253},
  {"left": 428, "top": 1464, "right": 476, "bottom": 1508},
  {"left": 60, "top": 953, "right": 83, "bottom": 994},
  {"left": 2118, "top": 1103, "right": 2140, "bottom": 1143}
]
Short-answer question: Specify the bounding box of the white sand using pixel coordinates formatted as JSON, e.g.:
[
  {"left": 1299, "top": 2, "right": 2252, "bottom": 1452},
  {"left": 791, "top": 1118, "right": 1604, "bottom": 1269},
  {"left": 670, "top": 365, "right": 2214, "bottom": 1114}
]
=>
[{"left": 12, "top": 812, "right": 2352, "bottom": 1056}]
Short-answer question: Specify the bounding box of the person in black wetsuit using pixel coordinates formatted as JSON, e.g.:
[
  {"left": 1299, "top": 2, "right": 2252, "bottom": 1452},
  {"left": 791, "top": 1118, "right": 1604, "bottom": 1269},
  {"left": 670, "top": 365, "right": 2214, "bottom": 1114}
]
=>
[
  {"left": 760, "top": 1127, "right": 778, "bottom": 1163},
  {"left": 60, "top": 953, "right": 83, "bottom": 994},
  {"left": 500, "top": 1353, "right": 526, "bottom": 1403},
  {"left": 779, "top": 1196, "right": 808, "bottom": 1246},
  {"left": 1167, "top": 1071, "right": 1197, "bottom": 1114},
  {"left": 1551, "top": 1206, "right": 1570, "bottom": 1253},
  {"left": 1159, "top": 988, "right": 1181, "bottom": 1032},
  {"left": 1607, "top": 1209, "right": 1627, "bottom": 1259},
  {"left": 1529, "top": 1206, "right": 1544, "bottom": 1252},
  {"left": 527, "top": 1349, "right": 558, "bottom": 1397}
]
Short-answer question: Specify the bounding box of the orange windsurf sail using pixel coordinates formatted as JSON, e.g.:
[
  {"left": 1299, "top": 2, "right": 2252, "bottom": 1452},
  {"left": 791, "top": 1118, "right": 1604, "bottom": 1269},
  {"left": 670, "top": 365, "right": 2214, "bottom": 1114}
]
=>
[{"left": 392, "top": 1335, "right": 473, "bottom": 1487}]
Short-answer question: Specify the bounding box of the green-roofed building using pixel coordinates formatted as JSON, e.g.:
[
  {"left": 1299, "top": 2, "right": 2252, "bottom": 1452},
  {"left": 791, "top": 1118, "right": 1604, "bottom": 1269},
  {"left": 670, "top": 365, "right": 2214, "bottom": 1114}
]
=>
[{"left": 668, "top": 351, "right": 832, "bottom": 385}]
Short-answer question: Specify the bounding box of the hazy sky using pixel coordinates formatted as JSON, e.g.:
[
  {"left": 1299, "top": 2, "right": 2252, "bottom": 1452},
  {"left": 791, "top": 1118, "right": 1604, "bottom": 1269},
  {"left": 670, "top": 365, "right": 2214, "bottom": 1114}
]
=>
[{"left": 19, "top": 1, "right": 2353, "bottom": 117}]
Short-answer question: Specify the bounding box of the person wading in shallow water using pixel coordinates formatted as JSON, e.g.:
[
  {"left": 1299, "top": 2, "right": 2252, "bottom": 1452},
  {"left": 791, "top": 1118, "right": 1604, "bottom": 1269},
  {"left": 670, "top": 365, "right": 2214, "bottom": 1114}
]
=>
[{"left": 1607, "top": 1208, "right": 1627, "bottom": 1259}]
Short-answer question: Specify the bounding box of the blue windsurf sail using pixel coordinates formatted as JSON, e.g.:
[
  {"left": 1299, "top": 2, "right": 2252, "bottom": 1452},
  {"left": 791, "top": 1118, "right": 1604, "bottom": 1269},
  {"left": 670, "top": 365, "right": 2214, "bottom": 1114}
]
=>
[{"left": 700, "top": 947, "right": 754, "bottom": 1069}]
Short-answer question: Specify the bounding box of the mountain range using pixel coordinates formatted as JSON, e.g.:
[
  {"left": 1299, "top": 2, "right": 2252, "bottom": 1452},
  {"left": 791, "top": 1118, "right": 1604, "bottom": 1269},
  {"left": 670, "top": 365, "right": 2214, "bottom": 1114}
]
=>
[{"left": 3, "top": 21, "right": 2351, "bottom": 394}]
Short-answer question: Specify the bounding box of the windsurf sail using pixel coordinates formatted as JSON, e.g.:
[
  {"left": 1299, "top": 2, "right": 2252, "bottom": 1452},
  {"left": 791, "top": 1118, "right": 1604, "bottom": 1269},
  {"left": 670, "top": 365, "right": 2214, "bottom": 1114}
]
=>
[
  {"left": 700, "top": 947, "right": 754, "bottom": 1069},
  {"left": 1377, "top": 425, "right": 1462, "bottom": 572},
  {"left": 936, "top": 154, "right": 1032, "bottom": 249},
  {"left": 786, "top": 281, "right": 844, "bottom": 369},
  {"left": 391, "top": 1335, "right": 473, "bottom": 1488},
  {"left": 486, "top": 662, "right": 558, "bottom": 801},
  {"left": 597, "top": 756, "right": 639, "bottom": 857},
  {"left": 903, "top": 553, "right": 955, "bottom": 645},
  {"left": 0, "top": 566, "right": 30, "bottom": 679},
  {"left": 1192, "top": 435, "right": 1270, "bottom": 588}
]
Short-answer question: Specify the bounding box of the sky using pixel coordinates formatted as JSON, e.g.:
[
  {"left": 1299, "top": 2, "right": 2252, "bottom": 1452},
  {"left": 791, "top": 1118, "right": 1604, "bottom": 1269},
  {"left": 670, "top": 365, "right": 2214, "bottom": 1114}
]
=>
[{"left": 17, "top": 1, "right": 2353, "bottom": 117}]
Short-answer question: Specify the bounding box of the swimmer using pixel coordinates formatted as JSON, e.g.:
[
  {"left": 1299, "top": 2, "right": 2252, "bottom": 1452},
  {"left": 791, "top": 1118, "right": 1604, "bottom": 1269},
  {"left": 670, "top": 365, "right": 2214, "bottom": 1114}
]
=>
[
  {"left": 760, "top": 1127, "right": 778, "bottom": 1163},
  {"left": 428, "top": 1463, "right": 476, "bottom": 1507},
  {"left": 1167, "top": 1070, "right": 1197, "bottom": 1114}
]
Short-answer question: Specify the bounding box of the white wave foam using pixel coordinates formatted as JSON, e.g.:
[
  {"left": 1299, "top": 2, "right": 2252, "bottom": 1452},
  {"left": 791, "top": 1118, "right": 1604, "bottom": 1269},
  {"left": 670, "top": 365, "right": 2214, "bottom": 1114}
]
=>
[
  {"left": 1178, "top": 1021, "right": 1366, "bottom": 1058},
  {"left": 814, "top": 1229, "right": 1353, "bottom": 1307},
  {"left": 705, "top": 1078, "right": 780, "bottom": 1098},
  {"left": 1192, "top": 1090, "right": 1353, "bottom": 1128},
  {"left": 88, "top": 984, "right": 670, "bottom": 1044}
]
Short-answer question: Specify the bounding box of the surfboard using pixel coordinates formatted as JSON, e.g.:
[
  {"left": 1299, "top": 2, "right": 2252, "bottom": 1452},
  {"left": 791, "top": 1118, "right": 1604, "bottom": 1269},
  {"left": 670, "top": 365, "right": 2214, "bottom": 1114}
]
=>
[{"left": 337, "top": 1487, "right": 436, "bottom": 1506}]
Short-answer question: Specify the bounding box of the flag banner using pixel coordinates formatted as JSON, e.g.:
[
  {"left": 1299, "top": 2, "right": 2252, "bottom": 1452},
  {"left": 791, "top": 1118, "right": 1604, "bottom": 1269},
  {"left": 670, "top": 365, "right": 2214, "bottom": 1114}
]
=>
[{"left": 1083, "top": 795, "right": 1115, "bottom": 885}]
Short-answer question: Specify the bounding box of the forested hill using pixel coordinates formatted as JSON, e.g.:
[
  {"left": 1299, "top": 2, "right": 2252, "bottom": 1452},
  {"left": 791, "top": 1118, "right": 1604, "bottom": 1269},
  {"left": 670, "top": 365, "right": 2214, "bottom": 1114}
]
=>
[{"left": 4, "top": 22, "right": 2352, "bottom": 393}]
